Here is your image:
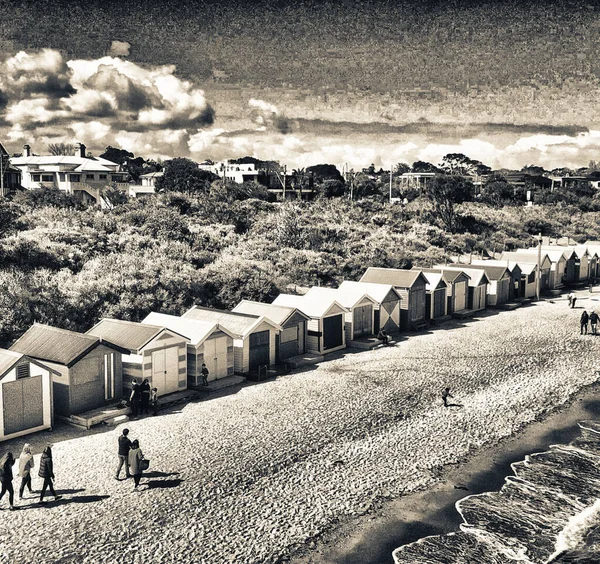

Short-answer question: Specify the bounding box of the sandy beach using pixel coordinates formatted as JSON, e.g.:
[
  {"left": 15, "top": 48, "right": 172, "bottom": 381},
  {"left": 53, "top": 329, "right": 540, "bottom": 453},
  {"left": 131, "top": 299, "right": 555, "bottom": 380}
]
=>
[{"left": 1, "top": 294, "right": 599, "bottom": 564}]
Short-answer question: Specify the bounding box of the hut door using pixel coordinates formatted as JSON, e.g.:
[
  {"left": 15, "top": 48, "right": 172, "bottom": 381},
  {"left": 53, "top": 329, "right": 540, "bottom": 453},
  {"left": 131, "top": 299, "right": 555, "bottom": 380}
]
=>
[
  {"left": 214, "top": 337, "right": 229, "bottom": 379},
  {"left": 434, "top": 290, "right": 445, "bottom": 317},
  {"left": 297, "top": 321, "right": 305, "bottom": 354},
  {"left": 323, "top": 315, "right": 343, "bottom": 350},
  {"left": 353, "top": 305, "right": 372, "bottom": 337},
  {"left": 203, "top": 339, "right": 218, "bottom": 381},
  {"left": 249, "top": 331, "right": 270, "bottom": 371},
  {"left": 151, "top": 350, "right": 167, "bottom": 396},
  {"left": 454, "top": 282, "right": 467, "bottom": 311},
  {"left": 3, "top": 376, "right": 43, "bottom": 436}
]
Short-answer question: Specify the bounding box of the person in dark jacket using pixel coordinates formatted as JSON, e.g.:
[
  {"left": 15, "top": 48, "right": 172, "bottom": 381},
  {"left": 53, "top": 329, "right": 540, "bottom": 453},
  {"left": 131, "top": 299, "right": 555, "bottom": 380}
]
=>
[
  {"left": 129, "top": 379, "right": 141, "bottom": 418},
  {"left": 201, "top": 363, "right": 209, "bottom": 387},
  {"left": 442, "top": 387, "right": 453, "bottom": 407},
  {"left": 581, "top": 310, "right": 590, "bottom": 335},
  {"left": 18, "top": 444, "right": 35, "bottom": 499},
  {"left": 0, "top": 452, "right": 16, "bottom": 510},
  {"left": 140, "top": 379, "right": 151, "bottom": 415},
  {"left": 39, "top": 446, "right": 61, "bottom": 503},
  {"left": 591, "top": 311, "right": 599, "bottom": 335},
  {"left": 128, "top": 440, "right": 145, "bottom": 491},
  {"left": 116, "top": 428, "right": 132, "bottom": 480}
]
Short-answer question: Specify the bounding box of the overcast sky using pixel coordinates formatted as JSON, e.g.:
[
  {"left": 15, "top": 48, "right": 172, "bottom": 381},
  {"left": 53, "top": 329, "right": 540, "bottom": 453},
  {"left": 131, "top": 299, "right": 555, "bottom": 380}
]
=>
[{"left": 1, "top": 0, "right": 600, "bottom": 170}]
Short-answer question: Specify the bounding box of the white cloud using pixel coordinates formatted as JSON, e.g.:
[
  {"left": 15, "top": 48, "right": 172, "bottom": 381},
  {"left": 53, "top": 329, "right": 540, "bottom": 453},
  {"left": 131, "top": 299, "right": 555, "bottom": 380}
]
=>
[{"left": 108, "top": 41, "right": 131, "bottom": 57}]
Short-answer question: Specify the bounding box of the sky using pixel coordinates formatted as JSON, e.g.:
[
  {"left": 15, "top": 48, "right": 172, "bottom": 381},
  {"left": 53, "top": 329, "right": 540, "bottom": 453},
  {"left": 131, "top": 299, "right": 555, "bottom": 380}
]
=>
[{"left": 1, "top": 0, "right": 600, "bottom": 170}]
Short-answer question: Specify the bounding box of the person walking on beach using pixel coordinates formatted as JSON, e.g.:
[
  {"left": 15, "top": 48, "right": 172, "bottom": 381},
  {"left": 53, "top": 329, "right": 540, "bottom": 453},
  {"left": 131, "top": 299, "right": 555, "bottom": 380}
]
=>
[
  {"left": 140, "top": 379, "right": 151, "bottom": 415},
  {"left": 591, "top": 311, "right": 599, "bottom": 335},
  {"left": 442, "top": 387, "right": 453, "bottom": 407},
  {"left": 0, "top": 452, "right": 16, "bottom": 510},
  {"left": 151, "top": 388, "right": 158, "bottom": 416},
  {"left": 128, "top": 440, "right": 145, "bottom": 491},
  {"left": 38, "top": 446, "right": 61, "bottom": 503},
  {"left": 581, "top": 310, "right": 589, "bottom": 335},
  {"left": 201, "top": 363, "right": 209, "bottom": 387},
  {"left": 18, "top": 444, "right": 35, "bottom": 499},
  {"left": 572, "top": 295, "right": 578, "bottom": 308},
  {"left": 129, "top": 379, "right": 141, "bottom": 418},
  {"left": 116, "top": 428, "right": 132, "bottom": 480},
  {"left": 568, "top": 292, "right": 574, "bottom": 307}
]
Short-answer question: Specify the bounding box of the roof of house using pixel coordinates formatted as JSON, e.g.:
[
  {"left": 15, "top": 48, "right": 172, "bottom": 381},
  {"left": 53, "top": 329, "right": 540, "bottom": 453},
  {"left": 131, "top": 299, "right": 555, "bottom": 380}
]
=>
[
  {"left": 11, "top": 155, "right": 118, "bottom": 168},
  {"left": 86, "top": 319, "right": 180, "bottom": 352},
  {"left": 433, "top": 266, "right": 490, "bottom": 286},
  {"left": 338, "top": 280, "right": 402, "bottom": 303},
  {"left": 305, "top": 286, "right": 376, "bottom": 309},
  {"left": 140, "top": 171, "right": 164, "bottom": 178},
  {"left": 360, "top": 267, "right": 427, "bottom": 288},
  {"left": 141, "top": 312, "right": 234, "bottom": 345},
  {"left": 10, "top": 324, "right": 104, "bottom": 367},
  {"left": 182, "top": 306, "right": 280, "bottom": 337},
  {"left": 420, "top": 267, "right": 471, "bottom": 284},
  {"left": 420, "top": 271, "right": 447, "bottom": 291},
  {"left": 448, "top": 263, "right": 510, "bottom": 280},
  {"left": 232, "top": 301, "right": 309, "bottom": 326},
  {"left": 73, "top": 160, "right": 113, "bottom": 173},
  {"left": 272, "top": 294, "right": 349, "bottom": 318}
]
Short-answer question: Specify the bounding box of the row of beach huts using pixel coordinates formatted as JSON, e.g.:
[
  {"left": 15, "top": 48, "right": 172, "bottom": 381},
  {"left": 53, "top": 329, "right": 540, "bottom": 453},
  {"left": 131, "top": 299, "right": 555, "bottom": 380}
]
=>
[{"left": 1, "top": 239, "right": 599, "bottom": 442}]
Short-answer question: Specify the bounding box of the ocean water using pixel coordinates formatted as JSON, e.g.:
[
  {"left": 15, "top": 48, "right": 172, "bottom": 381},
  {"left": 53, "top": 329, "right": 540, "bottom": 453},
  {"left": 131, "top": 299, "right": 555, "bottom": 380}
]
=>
[{"left": 393, "top": 421, "right": 600, "bottom": 564}]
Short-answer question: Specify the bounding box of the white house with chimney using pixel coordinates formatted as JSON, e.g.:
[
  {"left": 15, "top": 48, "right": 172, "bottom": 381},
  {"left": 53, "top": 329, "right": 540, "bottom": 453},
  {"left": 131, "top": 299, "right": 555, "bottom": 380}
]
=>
[
  {"left": 198, "top": 160, "right": 260, "bottom": 184},
  {"left": 11, "top": 143, "right": 129, "bottom": 206}
]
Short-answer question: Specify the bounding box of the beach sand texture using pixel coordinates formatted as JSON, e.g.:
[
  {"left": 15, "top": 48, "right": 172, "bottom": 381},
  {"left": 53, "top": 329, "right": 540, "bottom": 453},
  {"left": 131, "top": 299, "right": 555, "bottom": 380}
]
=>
[{"left": 0, "top": 298, "right": 599, "bottom": 564}]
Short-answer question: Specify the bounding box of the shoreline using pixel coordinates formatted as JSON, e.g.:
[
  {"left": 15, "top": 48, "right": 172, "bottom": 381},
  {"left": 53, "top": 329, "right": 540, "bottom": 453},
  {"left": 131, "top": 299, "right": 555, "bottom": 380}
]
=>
[{"left": 289, "top": 378, "right": 600, "bottom": 564}]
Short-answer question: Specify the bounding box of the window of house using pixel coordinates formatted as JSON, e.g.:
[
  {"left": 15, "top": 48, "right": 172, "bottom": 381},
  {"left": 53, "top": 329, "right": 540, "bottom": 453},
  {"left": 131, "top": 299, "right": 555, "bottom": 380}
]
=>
[
  {"left": 99, "top": 174, "right": 107, "bottom": 180},
  {"left": 281, "top": 327, "right": 298, "bottom": 343},
  {"left": 32, "top": 174, "right": 41, "bottom": 182},
  {"left": 16, "top": 363, "right": 30, "bottom": 380},
  {"left": 111, "top": 175, "right": 123, "bottom": 182},
  {"left": 42, "top": 174, "right": 54, "bottom": 182},
  {"left": 59, "top": 173, "right": 65, "bottom": 182},
  {"left": 86, "top": 174, "right": 95, "bottom": 180},
  {"left": 69, "top": 174, "right": 81, "bottom": 182}
]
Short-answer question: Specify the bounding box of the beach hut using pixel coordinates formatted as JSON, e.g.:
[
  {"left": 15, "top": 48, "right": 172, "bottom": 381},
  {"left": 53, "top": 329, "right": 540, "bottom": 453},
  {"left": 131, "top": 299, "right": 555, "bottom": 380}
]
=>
[
  {"left": 10, "top": 324, "right": 127, "bottom": 417},
  {"left": 574, "top": 245, "right": 591, "bottom": 281},
  {"left": 141, "top": 312, "right": 236, "bottom": 387},
  {"left": 584, "top": 242, "right": 600, "bottom": 278},
  {"left": 435, "top": 267, "right": 489, "bottom": 311},
  {"left": 304, "top": 287, "right": 377, "bottom": 342},
  {"left": 470, "top": 260, "right": 522, "bottom": 300},
  {"left": 182, "top": 307, "right": 281, "bottom": 374},
  {"left": 519, "top": 247, "right": 575, "bottom": 286},
  {"left": 587, "top": 250, "right": 598, "bottom": 281},
  {"left": 232, "top": 301, "right": 310, "bottom": 362},
  {"left": 447, "top": 264, "right": 510, "bottom": 306},
  {"left": 338, "top": 281, "right": 402, "bottom": 334},
  {"left": 421, "top": 268, "right": 470, "bottom": 315},
  {"left": 87, "top": 319, "right": 188, "bottom": 398},
  {"left": 360, "top": 268, "right": 428, "bottom": 331},
  {"left": 504, "top": 250, "right": 554, "bottom": 290},
  {"left": 0, "top": 349, "right": 57, "bottom": 442},
  {"left": 272, "top": 294, "right": 348, "bottom": 354},
  {"left": 420, "top": 271, "right": 448, "bottom": 321}
]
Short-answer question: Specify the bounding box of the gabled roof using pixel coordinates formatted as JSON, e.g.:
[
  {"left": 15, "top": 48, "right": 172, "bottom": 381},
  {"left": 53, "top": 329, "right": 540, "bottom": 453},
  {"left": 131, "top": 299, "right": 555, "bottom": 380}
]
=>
[
  {"left": 0, "top": 348, "right": 60, "bottom": 379},
  {"left": 73, "top": 160, "right": 113, "bottom": 172},
  {"left": 360, "top": 267, "right": 428, "bottom": 288},
  {"left": 470, "top": 259, "right": 522, "bottom": 276},
  {"left": 140, "top": 171, "right": 164, "bottom": 178},
  {"left": 433, "top": 266, "right": 490, "bottom": 287},
  {"left": 87, "top": 318, "right": 185, "bottom": 352},
  {"left": 141, "top": 312, "right": 235, "bottom": 346},
  {"left": 530, "top": 246, "right": 577, "bottom": 260},
  {"left": 420, "top": 267, "right": 471, "bottom": 284},
  {"left": 504, "top": 250, "right": 555, "bottom": 265},
  {"left": 272, "top": 294, "right": 349, "bottom": 318},
  {"left": 182, "top": 306, "right": 281, "bottom": 338},
  {"left": 10, "top": 324, "right": 109, "bottom": 367},
  {"left": 420, "top": 271, "right": 447, "bottom": 291},
  {"left": 232, "top": 301, "right": 310, "bottom": 326},
  {"left": 338, "top": 281, "right": 402, "bottom": 304},
  {"left": 447, "top": 263, "right": 510, "bottom": 281},
  {"left": 304, "top": 286, "right": 377, "bottom": 309}
]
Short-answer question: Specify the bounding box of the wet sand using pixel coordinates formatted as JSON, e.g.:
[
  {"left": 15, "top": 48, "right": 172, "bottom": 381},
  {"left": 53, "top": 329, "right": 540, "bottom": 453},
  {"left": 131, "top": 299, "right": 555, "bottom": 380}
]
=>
[{"left": 291, "top": 381, "right": 600, "bottom": 564}]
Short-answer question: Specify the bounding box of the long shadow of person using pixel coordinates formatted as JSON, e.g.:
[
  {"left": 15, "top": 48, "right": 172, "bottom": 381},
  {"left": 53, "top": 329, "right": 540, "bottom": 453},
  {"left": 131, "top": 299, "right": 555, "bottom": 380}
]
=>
[
  {"left": 143, "top": 471, "right": 180, "bottom": 479},
  {"left": 143, "top": 479, "right": 184, "bottom": 490},
  {"left": 446, "top": 403, "right": 463, "bottom": 408},
  {"left": 18, "top": 494, "right": 110, "bottom": 509}
]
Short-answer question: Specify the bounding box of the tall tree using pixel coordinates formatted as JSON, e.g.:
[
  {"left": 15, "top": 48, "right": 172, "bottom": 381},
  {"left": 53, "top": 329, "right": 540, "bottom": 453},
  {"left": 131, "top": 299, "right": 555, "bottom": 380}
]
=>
[
  {"left": 155, "top": 158, "right": 217, "bottom": 194},
  {"left": 412, "top": 161, "right": 440, "bottom": 173},
  {"left": 426, "top": 175, "right": 474, "bottom": 232},
  {"left": 47, "top": 143, "right": 76, "bottom": 156}
]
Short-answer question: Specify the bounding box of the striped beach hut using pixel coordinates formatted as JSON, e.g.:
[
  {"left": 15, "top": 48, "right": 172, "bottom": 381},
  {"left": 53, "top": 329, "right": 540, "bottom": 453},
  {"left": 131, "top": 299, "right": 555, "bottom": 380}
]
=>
[
  {"left": 232, "top": 301, "right": 310, "bottom": 361},
  {"left": 182, "top": 307, "right": 281, "bottom": 375},
  {"left": 360, "top": 268, "right": 428, "bottom": 331},
  {"left": 338, "top": 281, "right": 402, "bottom": 334},
  {"left": 272, "top": 294, "right": 348, "bottom": 354}
]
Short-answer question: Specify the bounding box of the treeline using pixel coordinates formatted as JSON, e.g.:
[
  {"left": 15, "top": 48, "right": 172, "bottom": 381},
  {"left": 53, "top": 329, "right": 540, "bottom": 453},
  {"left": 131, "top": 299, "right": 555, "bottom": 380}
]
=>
[{"left": 1, "top": 171, "right": 600, "bottom": 347}]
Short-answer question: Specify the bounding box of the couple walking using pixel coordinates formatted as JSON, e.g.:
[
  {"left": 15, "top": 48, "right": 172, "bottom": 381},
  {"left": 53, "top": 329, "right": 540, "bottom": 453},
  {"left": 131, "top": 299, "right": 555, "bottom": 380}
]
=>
[
  {"left": 129, "top": 379, "right": 158, "bottom": 418},
  {"left": 0, "top": 445, "right": 61, "bottom": 509},
  {"left": 116, "top": 428, "right": 148, "bottom": 490}
]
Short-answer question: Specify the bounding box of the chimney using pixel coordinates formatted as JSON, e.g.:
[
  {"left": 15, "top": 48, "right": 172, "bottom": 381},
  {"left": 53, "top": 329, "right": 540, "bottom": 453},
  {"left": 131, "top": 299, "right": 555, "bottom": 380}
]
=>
[
  {"left": 23, "top": 144, "right": 31, "bottom": 157},
  {"left": 76, "top": 142, "right": 86, "bottom": 158}
]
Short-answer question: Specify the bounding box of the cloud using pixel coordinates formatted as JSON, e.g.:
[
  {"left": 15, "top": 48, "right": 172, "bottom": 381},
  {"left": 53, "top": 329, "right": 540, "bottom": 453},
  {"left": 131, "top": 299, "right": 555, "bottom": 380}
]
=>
[
  {"left": 108, "top": 41, "right": 131, "bottom": 57},
  {"left": 249, "top": 98, "right": 292, "bottom": 134},
  {"left": 0, "top": 49, "right": 215, "bottom": 155}
]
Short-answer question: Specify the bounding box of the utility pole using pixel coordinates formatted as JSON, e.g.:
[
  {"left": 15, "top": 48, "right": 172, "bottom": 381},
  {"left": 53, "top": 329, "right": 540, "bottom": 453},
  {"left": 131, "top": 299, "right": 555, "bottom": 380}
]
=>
[
  {"left": 389, "top": 164, "right": 393, "bottom": 204},
  {"left": 283, "top": 165, "right": 286, "bottom": 200},
  {"left": 536, "top": 232, "right": 542, "bottom": 301}
]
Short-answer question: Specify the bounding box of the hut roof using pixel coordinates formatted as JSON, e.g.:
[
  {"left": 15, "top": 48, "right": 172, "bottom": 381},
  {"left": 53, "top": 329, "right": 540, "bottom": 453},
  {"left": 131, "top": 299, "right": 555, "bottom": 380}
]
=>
[
  {"left": 272, "top": 294, "right": 348, "bottom": 318},
  {"left": 420, "top": 268, "right": 471, "bottom": 284},
  {"left": 0, "top": 348, "right": 60, "bottom": 379},
  {"left": 305, "top": 286, "right": 376, "bottom": 309},
  {"left": 433, "top": 266, "right": 489, "bottom": 287},
  {"left": 446, "top": 263, "right": 509, "bottom": 280},
  {"left": 232, "top": 301, "right": 309, "bottom": 326},
  {"left": 420, "top": 271, "right": 447, "bottom": 291},
  {"left": 86, "top": 319, "right": 182, "bottom": 352},
  {"left": 338, "top": 281, "right": 402, "bottom": 303},
  {"left": 360, "top": 267, "right": 428, "bottom": 288},
  {"left": 182, "top": 306, "right": 280, "bottom": 338},
  {"left": 141, "top": 312, "right": 235, "bottom": 346}
]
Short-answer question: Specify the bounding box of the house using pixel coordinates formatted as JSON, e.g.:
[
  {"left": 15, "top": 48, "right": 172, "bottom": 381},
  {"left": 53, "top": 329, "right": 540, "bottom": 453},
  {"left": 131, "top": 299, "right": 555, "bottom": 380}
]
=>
[
  {"left": 182, "top": 307, "right": 281, "bottom": 374},
  {"left": 10, "top": 324, "right": 126, "bottom": 417},
  {"left": 420, "top": 268, "right": 470, "bottom": 315},
  {"left": 0, "top": 142, "right": 21, "bottom": 197},
  {"left": 87, "top": 319, "right": 188, "bottom": 398},
  {"left": 198, "top": 160, "right": 260, "bottom": 184},
  {"left": 338, "top": 281, "right": 402, "bottom": 334},
  {"left": 420, "top": 271, "right": 448, "bottom": 320},
  {"left": 303, "top": 287, "right": 377, "bottom": 343},
  {"left": 141, "top": 312, "right": 236, "bottom": 387},
  {"left": 232, "top": 301, "right": 310, "bottom": 362},
  {"left": 10, "top": 143, "right": 128, "bottom": 206},
  {"left": 272, "top": 294, "right": 348, "bottom": 355},
  {"left": 359, "top": 268, "right": 428, "bottom": 330},
  {"left": 470, "top": 259, "right": 522, "bottom": 300},
  {"left": 504, "top": 250, "right": 555, "bottom": 290},
  {"left": 444, "top": 264, "right": 510, "bottom": 306},
  {"left": 0, "top": 349, "right": 57, "bottom": 442},
  {"left": 434, "top": 267, "right": 489, "bottom": 311},
  {"left": 131, "top": 171, "right": 162, "bottom": 197}
]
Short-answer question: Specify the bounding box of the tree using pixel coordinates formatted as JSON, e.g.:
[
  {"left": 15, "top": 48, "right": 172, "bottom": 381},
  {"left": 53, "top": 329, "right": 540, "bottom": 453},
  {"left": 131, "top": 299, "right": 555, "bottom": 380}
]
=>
[
  {"left": 521, "top": 164, "right": 546, "bottom": 176},
  {"left": 100, "top": 146, "right": 134, "bottom": 165},
  {"left": 292, "top": 168, "right": 307, "bottom": 197},
  {"left": 480, "top": 174, "right": 515, "bottom": 207},
  {"left": 426, "top": 175, "right": 474, "bottom": 232},
  {"left": 155, "top": 158, "right": 217, "bottom": 194},
  {"left": 47, "top": 143, "right": 75, "bottom": 156},
  {"left": 412, "top": 161, "right": 440, "bottom": 173},
  {"left": 394, "top": 163, "right": 411, "bottom": 175},
  {"left": 439, "top": 153, "right": 491, "bottom": 177},
  {"left": 306, "top": 164, "right": 344, "bottom": 183}
]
